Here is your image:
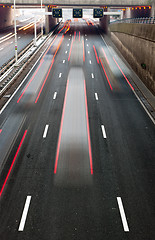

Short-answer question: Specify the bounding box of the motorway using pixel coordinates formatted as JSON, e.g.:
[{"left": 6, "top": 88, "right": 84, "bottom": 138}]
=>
[
  {"left": 0, "top": 19, "right": 42, "bottom": 67},
  {"left": 0, "top": 19, "right": 155, "bottom": 240}
]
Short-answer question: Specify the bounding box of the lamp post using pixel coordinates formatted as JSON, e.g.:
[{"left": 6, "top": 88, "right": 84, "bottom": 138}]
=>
[
  {"left": 33, "top": 11, "right": 52, "bottom": 46},
  {"left": 14, "top": 0, "right": 18, "bottom": 64},
  {"left": 41, "top": 0, "right": 43, "bottom": 36},
  {"left": 34, "top": 17, "right": 37, "bottom": 46}
]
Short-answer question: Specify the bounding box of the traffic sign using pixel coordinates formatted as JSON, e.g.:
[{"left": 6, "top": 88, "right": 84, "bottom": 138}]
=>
[
  {"left": 93, "top": 8, "right": 103, "bottom": 18},
  {"left": 52, "top": 8, "right": 62, "bottom": 18},
  {"left": 73, "top": 8, "right": 82, "bottom": 18}
]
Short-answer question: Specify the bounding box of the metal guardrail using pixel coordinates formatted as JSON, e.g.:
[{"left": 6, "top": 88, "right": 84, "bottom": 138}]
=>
[
  {"left": 0, "top": 33, "right": 42, "bottom": 77},
  {"left": 0, "top": 22, "right": 61, "bottom": 96},
  {"left": 0, "top": 21, "right": 62, "bottom": 77},
  {"left": 110, "top": 17, "right": 155, "bottom": 24}
]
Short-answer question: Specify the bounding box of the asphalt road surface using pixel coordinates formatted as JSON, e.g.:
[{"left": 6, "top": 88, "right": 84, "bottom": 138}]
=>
[{"left": 0, "top": 19, "right": 155, "bottom": 240}]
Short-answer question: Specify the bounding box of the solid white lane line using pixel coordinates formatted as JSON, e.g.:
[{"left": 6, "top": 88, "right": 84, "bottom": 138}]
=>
[
  {"left": 18, "top": 196, "right": 31, "bottom": 231},
  {"left": 95, "top": 93, "right": 98, "bottom": 101},
  {"left": 88, "top": 51, "right": 90, "bottom": 54},
  {"left": 91, "top": 73, "right": 94, "bottom": 78},
  {"left": 59, "top": 73, "right": 62, "bottom": 78},
  {"left": 101, "top": 125, "right": 107, "bottom": 138},
  {"left": 53, "top": 91, "right": 57, "bottom": 100},
  {"left": 63, "top": 60, "right": 65, "bottom": 63},
  {"left": 0, "top": 63, "right": 37, "bottom": 114},
  {"left": 43, "top": 124, "right": 49, "bottom": 138},
  {"left": 117, "top": 197, "right": 129, "bottom": 232},
  {"left": 133, "top": 90, "right": 155, "bottom": 125},
  {"left": 65, "top": 51, "right": 68, "bottom": 54},
  {"left": 89, "top": 60, "right": 92, "bottom": 64}
]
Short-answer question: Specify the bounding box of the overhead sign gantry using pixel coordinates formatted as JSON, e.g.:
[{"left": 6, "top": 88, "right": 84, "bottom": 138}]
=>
[
  {"left": 93, "top": 8, "right": 103, "bottom": 18},
  {"left": 52, "top": 8, "right": 62, "bottom": 18},
  {"left": 73, "top": 8, "right": 83, "bottom": 18}
]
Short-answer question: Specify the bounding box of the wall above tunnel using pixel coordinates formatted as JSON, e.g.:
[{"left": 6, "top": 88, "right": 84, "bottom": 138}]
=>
[
  {"left": 123, "top": 6, "right": 153, "bottom": 18},
  {"left": 109, "top": 23, "right": 155, "bottom": 95},
  {"left": 0, "top": 6, "right": 13, "bottom": 30},
  {"left": 45, "top": 6, "right": 58, "bottom": 34}
]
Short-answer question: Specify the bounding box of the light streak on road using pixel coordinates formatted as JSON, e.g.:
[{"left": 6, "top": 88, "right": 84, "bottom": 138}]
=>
[
  {"left": 99, "top": 57, "right": 113, "bottom": 91},
  {"left": 0, "top": 130, "right": 27, "bottom": 197}
]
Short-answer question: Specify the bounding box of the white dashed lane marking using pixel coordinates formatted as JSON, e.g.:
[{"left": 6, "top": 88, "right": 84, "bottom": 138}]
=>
[
  {"left": 101, "top": 125, "right": 107, "bottom": 138},
  {"left": 18, "top": 196, "right": 31, "bottom": 232},
  {"left": 91, "top": 73, "right": 94, "bottom": 78},
  {"left": 95, "top": 93, "right": 98, "bottom": 101},
  {"left": 43, "top": 124, "right": 49, "bottom": 138},
  {"left": 117, "top": 197, "right": 129, "bottom": 232},
  {"left": 53, "top": 92, "right": 57, "bottom": 100}
]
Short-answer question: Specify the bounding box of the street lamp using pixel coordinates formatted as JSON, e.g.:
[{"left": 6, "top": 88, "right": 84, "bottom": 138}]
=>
[
  {"left": 34, "top": 16, "right": 37, "bottom": 46},
  {"left": 41, "top": 0, "right": 43, "bottom": 36},
  {"left": 33, "top": 11, "right": 52, "bottom": 46},
  {"left": 14, "top": 0, "right": 18, "bottom": 64}
]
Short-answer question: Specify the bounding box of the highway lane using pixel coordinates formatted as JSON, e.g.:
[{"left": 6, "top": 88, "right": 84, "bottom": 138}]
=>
[
  {"left": 84, "top": 22, "right": 155, "bottom": 239},
  {"left": 0, "top": 19, "right": 155, "bottom": 240},
  {"left": 0, "top": 20, "right": 42, "bottom": 67}
]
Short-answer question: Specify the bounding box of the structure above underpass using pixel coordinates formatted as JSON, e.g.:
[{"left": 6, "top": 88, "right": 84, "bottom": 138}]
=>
[{"left": 0, "top": 0, "right": 153, "bottom": 6}]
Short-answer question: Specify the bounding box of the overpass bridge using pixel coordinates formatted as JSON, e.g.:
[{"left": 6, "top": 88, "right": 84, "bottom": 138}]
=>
[
  {"left": 0, "top": 0, "right": 154, "bottom": 32},
  {"left": 0, "top": 0, "right": 153, "bottom": 6}
]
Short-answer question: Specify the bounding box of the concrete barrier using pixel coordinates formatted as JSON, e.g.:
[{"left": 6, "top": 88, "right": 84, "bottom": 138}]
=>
[{"left": 109, "top": 23, "right": 155, "bottom": 95}]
